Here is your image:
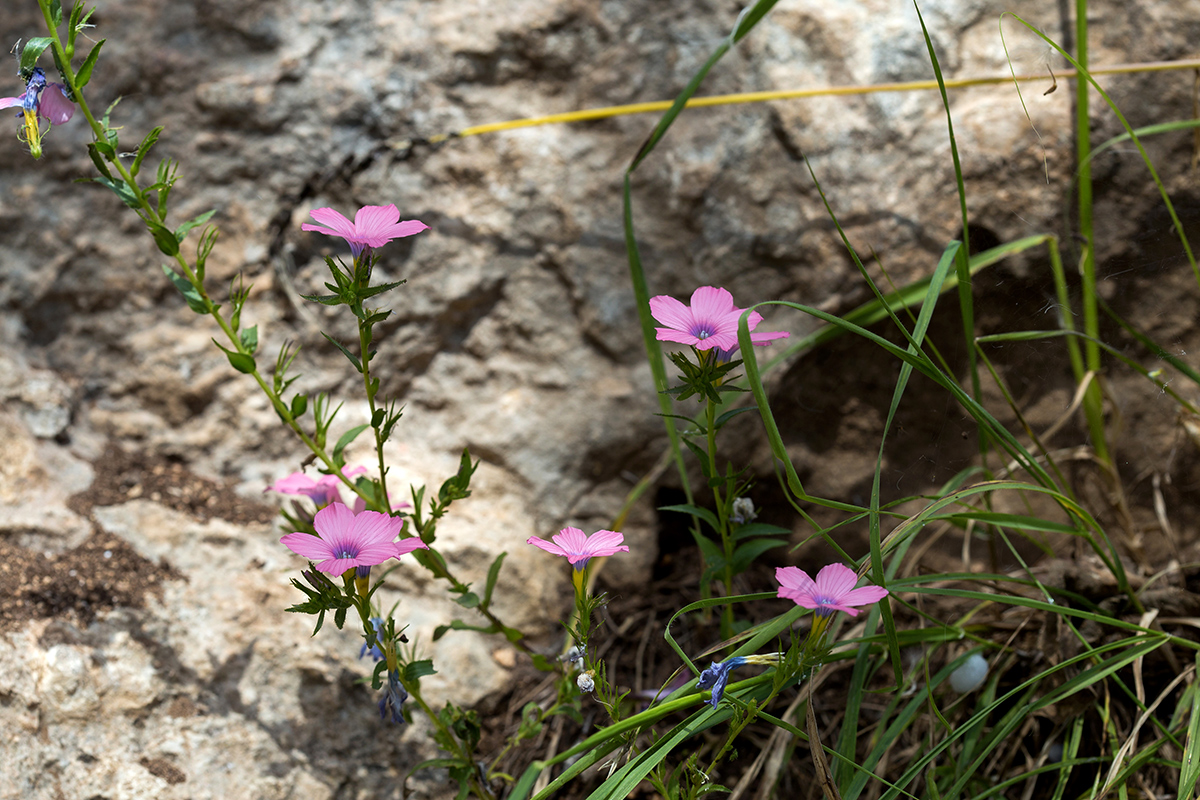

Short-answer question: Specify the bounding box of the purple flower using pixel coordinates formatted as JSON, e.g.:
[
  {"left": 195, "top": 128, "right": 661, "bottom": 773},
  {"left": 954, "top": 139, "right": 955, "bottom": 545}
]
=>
[
  {"left": 696, "top": 657, "right": 747, "bottom": 709},
  {"left": 696, "top": 653, "right": 779, "bottom": 709},
  {"left": 359, "top": 616, "right": 386, "bottom": 662},
  {"left": 776, "top": 564, "right": 888, "bottom": 618},
  {"left": 301, "top": 204, "right": 429, "bottom": 259},
  {"left": 280, "top": 502, "right": 428, "bottom": 576},
  {"left": 1, "top": 67, "right": 75, "bottom": 159},
  {"left": 378, "top": 669, "right": 407, "bottom": 724},
  {"left": 649, "top": 286, "right": 788, "bottom": 356},
  {"left": 526, "top": 527, "right": 629, "bottom": 571}
]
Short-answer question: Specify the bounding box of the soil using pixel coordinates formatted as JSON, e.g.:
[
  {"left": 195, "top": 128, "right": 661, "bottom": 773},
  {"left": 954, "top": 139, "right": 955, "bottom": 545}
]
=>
[{"left": 0, "top": 444, "right": 274, "bottom": 632}]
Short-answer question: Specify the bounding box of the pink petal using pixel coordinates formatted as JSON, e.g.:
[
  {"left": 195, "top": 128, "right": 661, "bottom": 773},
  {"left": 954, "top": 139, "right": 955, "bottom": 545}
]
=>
[
  {"left": 688, "top": 286, "right": 736, "bottom": 322},
  {"left": 552, "top": 526, "right": 590, "bottom": 556},
  {"left": 654, "top": 327, "right": 703, "bottom": 346},
  {"left": 750, "top": 329, "right": 790, "bottom": 346},
  {"left": 775, "top": 566, "right": 815, "bottom": 594},
  {"left": 0, "top": 96, "right": 20, "bottom": 110},
  {"left": 353, "top": 541, "right": 404, "bottom": 565},
  {"left": 581, "top": 529, "right": 629, "bottom": 558},
  {"left": 781, "top": 590, "right": 819, "bottom": 609},
  {"left": 838, "top": 585, "right": 889, "bottom": 607},
  {"left": 814, "top": 563, "right": 859, "bottom": 600},
  {"left": 267, "top": 472, "right": 319, "bottom": 494},
  {"left": 280, "top": 531, "right": 335, "bottom": 561},
  {"left": 649, "top": 295, "right": 695, "bottom": 332},
  {"left": 313, "top": 556, "right": 359, "bottom": 575},
  {"left": 39, "top": 85, "right": 74, "bottom": 125},
  {"left": 312, "top": 502, "right": 358, "bottom": 548},
  {"left": 380, "top": 219, "right": 429, "bottom": 239},
  {"left": 354, "top": 204, "right": 401, "bottom": 235},
  {"left": 394, "top": 538, "right": 429, "bottom": 557},
  {"left": 349, "top": 509, "right": 404, "bottom": 544},
  {"left": 526, "top": 535, "right": 569, "bottom": 558},
  {"left": 303, "top": 207, "right": 356, "bottom": 237}
]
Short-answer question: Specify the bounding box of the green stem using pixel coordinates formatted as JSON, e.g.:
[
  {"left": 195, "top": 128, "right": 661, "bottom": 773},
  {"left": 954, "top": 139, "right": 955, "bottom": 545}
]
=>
[
  {"left": 704, "top": 395, "right": 734, "bottom": 638},
  {"left": 355, "top": 289, "right": 392, "bottom": 512},
  {"left": 1073, "top": 0, "right": 1110, "bottom": 465}
]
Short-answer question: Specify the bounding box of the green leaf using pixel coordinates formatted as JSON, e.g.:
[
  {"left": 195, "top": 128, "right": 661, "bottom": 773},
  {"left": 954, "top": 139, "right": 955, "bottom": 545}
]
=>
[
  {"left": 75, "top": 38, "right": 105, "bottom": 88},
  {"left": 148, "top": 221, "right": 180, "bottom": 256},
  {"left": 482, "top": 551, "right": 507, "bottom": 610},
  {"left": 361, "top": 310, "right": 391, "bottom": 326},
  {"left": 729, "top": 538, "right": 787, "bottom": 574},
  {"left": 531, "top": 654, "right": 556, "bottom": 672},
  {"left": 454, "top": 592, "right": 480, "bottom": 609},
  {"left": 161, "top": 264, "right": 209, "bottom": 313},
  {"left": 85, "top": 143, "right": 113, "bottom": 180},
  {"left": 175, "top": 208, "right": 217, "bottom": 243},
  {"left": 659, "top": 503, "right": 720, "bottom": 534},
  {"left": 713, "top": 405, "right": 758, "bottom": 429},
  {"left": 433, "top": 619, "right": 499, "bottom": 641},
  {"left": 299, "top": 293, "right": 343, "bottom": 306},
  {"left": 331, "top": 424, "right": 369, "bottom": 462},
  {"left": 359, "top": 279, "right": 407, "bottom": 299},
  {"left": 239, "top": 325, "right": 258, "bottom": 355},
  {"left": 195, "top": 226, "right": 219, "bottom": 280},
  {"left": 19, "top": 39, "right": 53, "bottom": 79},
  {"left": 321, "top": 332, "right": 362, "bottom": 372},
  {"left": 732, "top": 522, "right": 790, "bottom": 541},
  {"left": 91, "top": 176, "right": 140, "bottom": 208},
  {"left": 49, "top": 1, "right": 64, "bottom": 26},
  {"left": 211, "top": 339, "right": 256, "bottom": 374},
  {"left": 695, "top": 534, "right": 725, "bottom": 571},
  {"left": 404, "top": 659, "right": 437, "bottom": 681}
]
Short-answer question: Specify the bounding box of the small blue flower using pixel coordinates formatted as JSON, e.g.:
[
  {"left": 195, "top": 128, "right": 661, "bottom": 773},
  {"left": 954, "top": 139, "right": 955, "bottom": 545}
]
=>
[
  {"left": 359, "top": 617, "right": 385, "bottom": 661},
  {"left": 695, "top": 653, "right": 781, "bottom": 709},
  {"left": 378, "top": 669, "right": 407, "bottom": 724},
  {"left": 696, "top": 656, "right": 748, "bottom": 709}
]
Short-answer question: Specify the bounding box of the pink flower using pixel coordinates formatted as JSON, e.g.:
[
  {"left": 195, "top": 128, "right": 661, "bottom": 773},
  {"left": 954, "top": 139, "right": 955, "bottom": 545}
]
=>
[
  {"left": 526, "top": 527, "right": 629, "bottom": 570},
  {"left": 776, "top": 564, "right": 888, "bottom": 617},
  {"left": 301, "top": 204, "right": 428, "bottom": 258},
  {"left": 266, "top": 466, "right": 368, "bottom": 507},
  {"left": 649, "top": 286, "right": 788, "bottom": 356},
  {"left": 280, "top": 502, "right": 427, "bottom": 576},
  {"left": 1, "top": 67, "right": 75, "bottom": 160}
]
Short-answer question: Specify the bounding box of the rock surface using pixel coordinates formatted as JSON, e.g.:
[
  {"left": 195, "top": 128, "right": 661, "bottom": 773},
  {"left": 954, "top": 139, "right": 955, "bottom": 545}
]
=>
[{"left": 1, "top": 0, "right": 1198, "bottom": 797}]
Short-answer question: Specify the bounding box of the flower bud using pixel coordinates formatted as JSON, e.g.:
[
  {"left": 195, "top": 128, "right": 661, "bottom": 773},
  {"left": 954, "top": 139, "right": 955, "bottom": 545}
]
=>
[{"left": 576, "top": 670, "right": 595, "bottom": 694}]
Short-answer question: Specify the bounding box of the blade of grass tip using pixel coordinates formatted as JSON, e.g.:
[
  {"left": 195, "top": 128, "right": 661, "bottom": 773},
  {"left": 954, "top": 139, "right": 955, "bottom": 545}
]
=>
[{"left": 913, "top": 2, "right": 978, "bottom": 407}]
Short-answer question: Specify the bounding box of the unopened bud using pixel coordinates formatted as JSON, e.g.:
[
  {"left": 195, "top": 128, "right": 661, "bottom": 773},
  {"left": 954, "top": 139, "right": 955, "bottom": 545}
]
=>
[{"left": 576, "top": 670, "right": 595, "bottom": 694}]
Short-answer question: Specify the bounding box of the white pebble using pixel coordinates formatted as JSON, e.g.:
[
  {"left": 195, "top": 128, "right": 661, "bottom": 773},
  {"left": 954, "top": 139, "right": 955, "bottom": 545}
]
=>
[{"left": 949, "top": 653, "right": 989, "bottom": 693}]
